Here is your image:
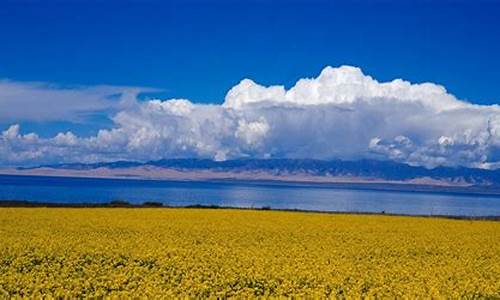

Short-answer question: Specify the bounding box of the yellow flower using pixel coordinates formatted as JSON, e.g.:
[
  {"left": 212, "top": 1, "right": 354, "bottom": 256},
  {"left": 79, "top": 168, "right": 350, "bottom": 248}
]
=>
[{"left": 0, "top": 208, "right": 498, "bottom": 297}]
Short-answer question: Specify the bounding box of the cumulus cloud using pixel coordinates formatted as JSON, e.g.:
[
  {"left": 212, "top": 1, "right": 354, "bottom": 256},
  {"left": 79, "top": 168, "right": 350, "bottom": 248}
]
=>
[{"left": 1, "top": 65, "right": 500, "bottom": 169}]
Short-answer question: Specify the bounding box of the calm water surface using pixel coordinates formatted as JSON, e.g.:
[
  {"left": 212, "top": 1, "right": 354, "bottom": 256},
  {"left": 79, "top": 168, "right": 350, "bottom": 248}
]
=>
[{"left": 1, "top": 175, "right": 499, "bottom": 216}]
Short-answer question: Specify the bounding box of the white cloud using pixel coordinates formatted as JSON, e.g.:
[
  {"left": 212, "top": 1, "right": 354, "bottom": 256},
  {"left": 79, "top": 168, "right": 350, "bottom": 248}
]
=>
[
  {"left": 0, "top": 80, "right": 159, "bottom": 122},
  {"left": 224, "top": 66, "right": 466, "bottom": 111},
  {"left": 1, "top": 65, "right": 500, "bottom": 169}
]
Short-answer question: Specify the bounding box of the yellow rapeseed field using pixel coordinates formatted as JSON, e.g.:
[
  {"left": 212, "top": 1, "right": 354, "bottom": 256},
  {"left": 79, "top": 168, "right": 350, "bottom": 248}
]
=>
[{"left": 0, "top": 208, "right": 498, "bottom": 298}]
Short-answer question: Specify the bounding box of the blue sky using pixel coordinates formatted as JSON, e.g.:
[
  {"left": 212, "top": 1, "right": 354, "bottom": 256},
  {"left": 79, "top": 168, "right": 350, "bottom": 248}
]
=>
[
  {"left": 2, "top": 1, "right": 500, "bottom": 104},
  {"left": 1, "top": 0, "right": 500, "bottom": 167}
]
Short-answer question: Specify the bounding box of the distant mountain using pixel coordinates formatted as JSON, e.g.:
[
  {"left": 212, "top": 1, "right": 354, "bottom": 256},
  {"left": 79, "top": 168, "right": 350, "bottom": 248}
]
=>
[{"left": 20, "top": 158, "right": 500, "bottom": 187}]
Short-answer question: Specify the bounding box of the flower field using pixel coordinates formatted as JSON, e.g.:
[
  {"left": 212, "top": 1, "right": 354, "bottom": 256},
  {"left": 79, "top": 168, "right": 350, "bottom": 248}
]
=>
[{"left": 0, "top": 208, "right": 499, "bottom": 297}]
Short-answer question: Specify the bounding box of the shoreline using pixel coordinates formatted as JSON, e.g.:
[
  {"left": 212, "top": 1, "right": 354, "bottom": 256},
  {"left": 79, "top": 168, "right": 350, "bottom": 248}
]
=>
[{"left": 1, "top": 200, "right": 499, "bottom": 221}]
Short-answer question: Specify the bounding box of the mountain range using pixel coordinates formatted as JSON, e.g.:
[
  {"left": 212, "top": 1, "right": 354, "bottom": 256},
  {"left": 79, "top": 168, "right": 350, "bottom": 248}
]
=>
[{"left": 6, "top": 159, "right": 498, "bottom": 190}]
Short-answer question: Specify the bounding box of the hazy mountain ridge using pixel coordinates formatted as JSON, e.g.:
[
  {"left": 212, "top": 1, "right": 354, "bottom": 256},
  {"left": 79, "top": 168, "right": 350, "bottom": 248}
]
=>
[{"left": 21, "top": 158, "right": 500, "bottom": 186}]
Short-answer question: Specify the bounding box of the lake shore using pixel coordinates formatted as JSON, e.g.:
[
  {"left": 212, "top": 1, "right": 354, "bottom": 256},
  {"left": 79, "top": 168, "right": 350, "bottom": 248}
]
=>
[{"left": 1, "top": 200, "right": 499, "bottom": 221}]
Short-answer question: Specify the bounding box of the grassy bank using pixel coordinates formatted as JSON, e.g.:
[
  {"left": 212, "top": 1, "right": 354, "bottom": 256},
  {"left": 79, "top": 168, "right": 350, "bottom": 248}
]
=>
[
  {"left": 1, "top": 200, "right": 499, "bottom": 221},
  {"left": 0, "top": 208, "right": 499, "bottom": 297}
]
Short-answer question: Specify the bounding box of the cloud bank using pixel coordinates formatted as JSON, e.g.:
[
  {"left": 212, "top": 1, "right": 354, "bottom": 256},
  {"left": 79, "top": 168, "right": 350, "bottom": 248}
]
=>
[{"left": 2, "top": 66, "right": 500, "bottom": 169}]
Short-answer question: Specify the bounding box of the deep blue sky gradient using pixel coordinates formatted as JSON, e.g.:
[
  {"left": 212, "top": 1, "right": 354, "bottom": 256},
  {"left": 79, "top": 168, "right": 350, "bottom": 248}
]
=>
[{"left": 1, "top": 0, "right": 500, "bottom": 136}]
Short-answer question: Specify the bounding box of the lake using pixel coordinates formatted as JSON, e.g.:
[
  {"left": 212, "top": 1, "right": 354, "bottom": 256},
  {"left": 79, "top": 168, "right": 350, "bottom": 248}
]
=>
[{"left": 0, "top": 174, "right": 499, "bottom": 216}]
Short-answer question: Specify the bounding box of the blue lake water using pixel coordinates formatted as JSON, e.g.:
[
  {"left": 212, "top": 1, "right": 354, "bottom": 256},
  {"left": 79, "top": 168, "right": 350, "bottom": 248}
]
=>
[{"left": 0, "top": 175, "right": 499, "bottom": 216}]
